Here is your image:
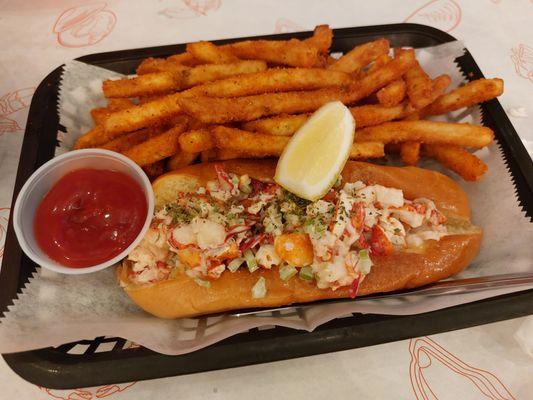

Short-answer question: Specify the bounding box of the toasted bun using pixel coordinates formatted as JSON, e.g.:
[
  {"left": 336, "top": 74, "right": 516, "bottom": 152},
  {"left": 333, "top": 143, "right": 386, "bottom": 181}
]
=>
[{"left": 121, "top": 160, "right": 481, "bottom": 318}]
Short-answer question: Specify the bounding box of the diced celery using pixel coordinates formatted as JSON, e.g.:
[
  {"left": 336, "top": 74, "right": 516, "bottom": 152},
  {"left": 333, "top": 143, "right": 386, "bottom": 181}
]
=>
[
  {"left": 279, "top": 264, "right": 297, "bottom": 282},
  {"left": 244, "top": 249, "right": 258, "bottom": 272}
]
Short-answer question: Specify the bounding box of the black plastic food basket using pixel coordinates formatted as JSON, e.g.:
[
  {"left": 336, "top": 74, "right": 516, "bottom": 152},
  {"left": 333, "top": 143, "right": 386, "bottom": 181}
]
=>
[{"left": 1, "top": 23, "right": 532, "bottom": 389}]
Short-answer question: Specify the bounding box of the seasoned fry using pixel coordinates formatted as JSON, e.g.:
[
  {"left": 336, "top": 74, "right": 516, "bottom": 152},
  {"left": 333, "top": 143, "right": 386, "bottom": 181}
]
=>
[
  {"left": 430, "top": 74, "right": 452, "bottom": 101},
  {"left": 167, "top": 52, "right": 202, "bottom": 66},
  {"left": 212, "top": 126, "right": 288, "bottom": 155},
  {"left": 376, "top": 79, "right": 407, "bottom": 106},
  {"left": 404, "top": 61, "right": 433, "bottom": 110},
  {"left": 210, "top": 149, "right": 251, "bottom": 161},
  {"left": 304, "top": 25, "right": 333, "bottom": 53},
  {"left": 186, "top": 41, "right": 239, "bottom": 64},
  {"left": 359, "top": 48, "right": 415, "bottom": 97},
  {"left": 99, "top": 128, "right": 159, "bottom": 153},
  {"left": 352, "top": 103, "right": 409, "bottom": 127},
  {"left": 105, "top": 60, "right": 268, "bottom": 98},
  {"left": 221, "top": 39, "right": 324, "bottom": 67},
  {"left": 328, "top": 38, "right": 390, "bottom": 74},
  {"left": 91, "top": 98, "right": 135, "bottom": 125},
  {"left": 143, "top": 160, "right": 166, "bottom": 180},
  {"left": 167, "top": 150, "right": 198, "bottom": 170},
  {"left": 242, "top": 103, "right": 408, "bottom": 135},
  {"left": 104, "top": 94, "right": 182, "bottom": 136},
  {"left": 423, "top": 144, "right": 488, "bottom": 181},
  {"left": 364, "top": 54, "right": 391, "bottom": 76},
  {"left": 356, "top": 121, "right": 494, "bottom": 148},
  {"left": 242, "top": 114, "right": 309, "bottom": 136},
  {"left": 211, "top": 126, "right": 384, "bottom": 159},
  {"left": 179, "top": 50, "right": 415, "bottom": 124},
  {"left": 210, "top": 144, "right": 385, "bottom": 161},
  {"left": 183, "top": 68, "right": 353, "bottom": 98},
  {"left": 350, "top": 142, "right": 385, "bottom": 159},
  {"left": 400, "top": 142, "right": 420, "bottom": 166},
  {"left": 200, "top": 149, "right": 218, "bottom": 163},
  {"left": 178, "top": 129, "right": 214, "bottom": 153},
  {"left": 179, "top": 86, "right": 356, "bottom": 124},
  {"left": 91, "top": 108, "right": 110, "bottom": 125},
  {"left": 75, "top": 126, "right": 115, "bottom": 149},
  {"left": 103, "top": 72, "right": 182, "bottom": 98},
  {"left": 423, "top": 78, "right": 504, "bottom": 116},
  {"left": 137, "top": 58, "right": 191, "bottom": 75},
  {"left": 123, "top": 121, "right": 189, "bottom": 166}
]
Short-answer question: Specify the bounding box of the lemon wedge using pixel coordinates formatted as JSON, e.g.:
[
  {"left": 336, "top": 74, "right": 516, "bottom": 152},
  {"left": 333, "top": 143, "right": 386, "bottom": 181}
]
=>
[{"left": 274, "top": 101, "right": 355, "bottom": 201}]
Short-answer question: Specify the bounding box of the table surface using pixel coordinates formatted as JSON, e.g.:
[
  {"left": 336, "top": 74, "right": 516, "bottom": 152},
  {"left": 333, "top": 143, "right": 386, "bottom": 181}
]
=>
[{"left": 0, "top": 0, "right": 532, "bottom": 399}]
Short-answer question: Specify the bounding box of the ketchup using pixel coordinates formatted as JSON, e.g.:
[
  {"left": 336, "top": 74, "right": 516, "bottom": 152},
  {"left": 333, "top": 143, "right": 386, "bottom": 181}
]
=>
[{"left": 34, "top": 168, "right": 148, "bottom": 268}]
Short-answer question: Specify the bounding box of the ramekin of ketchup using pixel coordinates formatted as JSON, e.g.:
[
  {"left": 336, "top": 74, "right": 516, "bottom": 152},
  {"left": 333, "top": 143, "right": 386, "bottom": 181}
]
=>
[{"left": 14, "top": 149, "right": 154, "bottom": 274}]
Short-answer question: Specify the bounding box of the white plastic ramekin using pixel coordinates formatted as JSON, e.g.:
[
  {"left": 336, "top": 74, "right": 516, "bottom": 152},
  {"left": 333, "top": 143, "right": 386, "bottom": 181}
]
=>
[{"left": 13, "top": 149, "right": 154, "bottom": 274}]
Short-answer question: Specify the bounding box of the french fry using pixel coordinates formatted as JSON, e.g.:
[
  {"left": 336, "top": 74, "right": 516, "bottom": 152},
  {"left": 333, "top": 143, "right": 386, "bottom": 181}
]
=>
[
  {"left": 178, "top": 129, "right": 214, "bottom": 153},
  {"left": 183, "top": 68, "right": 353, "bottom": 98},
  {"left": 212, "top": 126, "right": 288, "bottom": 155},
  {"left": 211, "top": 126, "right": 384, "bottom": 159},
  {"left": 423, "top": 78, "right": 504, "bottom": 116},
  {"left": 328, "top": 38, "right": 390, "bottom": 74},
  {"left": 242, "top": 114, "right": 309, "bottom": 136},
  {"left": 75, "top": 126, "right": 115, "bottom": 149},
  {"left": 423, "top": 144, "right": 488, "bottom": 181},
  {"left": 179, "top": 50, "right": 415, "bottom": 124},
  {"left": 108, "top": 98, "right": 135, "bottom": 110},
  {"left": 359, "top": 48, "right": 415, "bottom": 96},
  {"left": 182, "top": 61, "right": 268, "bottom": 86},
  {"left": 326, "top": 56, "right": 337, "bottom": 66},
  {"left": 104, "top": 60, "right": 268, "bottom": 98},
  {"left": 430, "top": 74, "right": 452, "bottom": 102},
  {"left": 167, "top": 52, "right": 202, "bottom": 66},
  {"left": 186, "top": 41, "right": 239, "bottom": 64},
  {"left": 99, "top": 128, "right": 160, "bottom": 153},
  {"left": 137, "top": 58, "right": 191, "bottom": 75},
  {"left": 350, "top": 142, "right": 385, "bottom": 159},
  {"left": 200, "top": 149, "right": 218, "bottom": 163},
  {"left": 91, "top": 108, "right": 110, "bottom": 125},
  {"left": 167, "top": 150, "right": 199, "bottom": 170},
  {"left": 352, "top": 103, "right": 409, "bottom": 128},
  {"left": 91, "top": 98, "right": 135, "bottom": 125},
  {"left": 104, "top": 95, "right": 182, "bottom": 136},
  {"left": 242, "top": 103, "right": 408, "bottom": 135},
  {"left": 356, "top": 121, "right": 494, "bottom": 148},
  {"left": 123, "top": 120, "right": 189, "bottom": 166},
  {"left": 179, "top": 85, "right": 357, "bottom": 124},
  {"left": 143, "top": 160, "right": 166, "bottom": 180},
  {"left": 376, "top": 79, "right": 407, "bottom": 106},
  {"left": 221, "top": 39, "right": 324, "bottom": 67},
  {"left": 400, "top": 142, "right": 420, "bottom": 166},
  {"left": 103, "top": 72, "right": 182, "bottom": 98},
  {"left": 404, "top": 61, "right": 433, "bottom": 110},
  {"left": 399, "top": 112, "right": 421, "bottom": 165},
  {"left": 211, "top": 144, "right": 385, "bottom": 161},
  {"left": 304, "top": 25, "right": 333, "bottom": 53},
  {"left": 211, "top": 149, "right": 252, "bottom": 161},
  {"left": 364, "top": 54, "right": 391, "bottom": 76}
]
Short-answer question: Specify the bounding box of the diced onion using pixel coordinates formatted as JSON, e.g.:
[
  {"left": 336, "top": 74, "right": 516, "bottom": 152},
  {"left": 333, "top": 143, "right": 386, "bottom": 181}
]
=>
[{"left": 252, "top": 276, "right": 267, "bottom": 298}]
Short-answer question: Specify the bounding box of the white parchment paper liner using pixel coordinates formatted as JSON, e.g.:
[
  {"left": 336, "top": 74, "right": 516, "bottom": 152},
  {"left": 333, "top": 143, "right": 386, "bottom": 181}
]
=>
[{"left": 1, "top": 42, "right": 531, "bottom": 355}]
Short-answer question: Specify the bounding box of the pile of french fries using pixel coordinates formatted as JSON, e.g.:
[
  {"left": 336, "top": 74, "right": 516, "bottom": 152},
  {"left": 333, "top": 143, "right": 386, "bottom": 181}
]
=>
[{"left": 75, "top": 25, "right": 504, "bottom": 181}]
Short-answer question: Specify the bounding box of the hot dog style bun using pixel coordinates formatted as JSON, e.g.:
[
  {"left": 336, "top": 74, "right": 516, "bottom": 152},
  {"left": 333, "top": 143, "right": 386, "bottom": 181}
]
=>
[{"left": 118, "top": 160, "right": 481, "bottom": 318}]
